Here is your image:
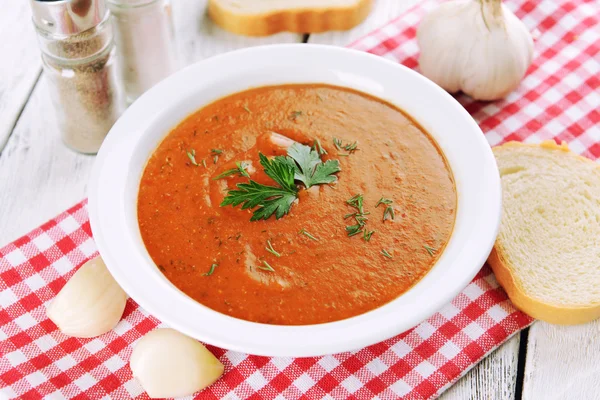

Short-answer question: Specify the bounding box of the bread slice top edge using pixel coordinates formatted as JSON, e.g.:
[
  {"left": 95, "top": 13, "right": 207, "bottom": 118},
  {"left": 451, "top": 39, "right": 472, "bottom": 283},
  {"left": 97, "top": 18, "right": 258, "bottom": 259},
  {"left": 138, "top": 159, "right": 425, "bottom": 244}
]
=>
[{"left": 208, "top": 0, "right": 373, "bottom": 36}]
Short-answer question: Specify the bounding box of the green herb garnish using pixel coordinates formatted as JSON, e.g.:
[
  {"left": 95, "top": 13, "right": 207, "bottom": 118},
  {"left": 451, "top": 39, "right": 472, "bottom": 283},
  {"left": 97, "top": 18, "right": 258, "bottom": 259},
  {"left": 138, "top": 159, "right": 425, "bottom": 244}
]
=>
[
  {"left": 363, "top": 230, "right": 375, "bottom": 241},
  {"left": 265, "top": 240, "right": 281, "bottom": 257},
  {"left": 381, "top": 249, "right": 393, "bottom": 259},
  {"left": 212, "top": 161, "right": 250, "bottom": 180},
  {"left": 313, "top": 139, "right": 327, "bottom": 156},
  {"left": 376, "top": 197, "right": 395, "bottom": 221},
  {"left": 221, "top": 143, "right": 341, "bottom": 221},
  {"left": 333, "top": 137, "right": 343, "bottom": 150},
  {"left": 424, "top": 245, "right": 437, "bottom": 257},
  {"left": 289, "top": 111, "right": 302, "bottom": 120},
  {"left": 187, "top": 149, "right": 199, "bottom": 166},
  {"left": 288, "top": 143, "right": 340, "bottom": 189},
  {"left": 243, "top": 106, "right": 251, "bottom": 113},
  {"left": 299, "top": 228, "right": 319, "bottom": 241},
  {"left": 344, "top": 141, "right": 359, "bottom": 153},
  {"left": 257, "top": 260, "right": 275, "bottom": 272},
  {"left": 375, "top": 197, "right": 393, "bottom": 207},
  {"left": 383, "top": 206, "right": 395, "bottom": 221},
  {"left": 211, "top": 149, "right": 223, "bottom": 164},
  {"left": 345, "top": 194, "right": 374, "bottom": 241},
  {"left": 334, "top": 138, "right": 359, "bottom": 155},
  {"left": 346, "top": 194, "right": 364, "bottom": 213},
  {"left": 203, "top": 263, "right": 218, "bottom": 276},
  {"left": 344, "top": 211, "right": 370, "bottom": 219},
  {"left": 346, "top": 224, "right": 363, "bottom": 237},
  {"left": 201, "top": 159, "right": 207, "bottom": 168}
]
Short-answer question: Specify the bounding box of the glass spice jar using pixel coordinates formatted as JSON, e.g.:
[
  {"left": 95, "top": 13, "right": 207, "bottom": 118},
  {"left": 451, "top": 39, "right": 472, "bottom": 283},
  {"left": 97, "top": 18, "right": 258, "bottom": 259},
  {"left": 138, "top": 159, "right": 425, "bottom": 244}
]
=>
[
  {"left": 107, "top": 0, "right": 177, "bottom": 104},
  {"left": 30, "top": 0, "right": 125, "bottom": 154}
]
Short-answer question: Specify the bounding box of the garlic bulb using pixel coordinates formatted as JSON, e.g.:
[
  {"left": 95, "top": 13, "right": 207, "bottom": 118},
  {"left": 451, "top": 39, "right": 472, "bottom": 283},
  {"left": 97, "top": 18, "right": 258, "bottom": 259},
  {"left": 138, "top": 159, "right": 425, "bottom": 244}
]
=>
[
  {"left": 47, "top": 256, "right": 127, "bottom": 338},
  {"left": 130, "top": 328, "right": 224, "bottom": 398},
  {"left": 417, "top": 0, "right": 534, "bottom": 101}
]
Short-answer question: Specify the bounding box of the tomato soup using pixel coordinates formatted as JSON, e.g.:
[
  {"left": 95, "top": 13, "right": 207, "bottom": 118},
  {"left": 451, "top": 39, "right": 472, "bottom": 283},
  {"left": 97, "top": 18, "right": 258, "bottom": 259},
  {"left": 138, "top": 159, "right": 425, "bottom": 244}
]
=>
[{"left": 137, "top": 84, "right": 457, "bottom": 325}]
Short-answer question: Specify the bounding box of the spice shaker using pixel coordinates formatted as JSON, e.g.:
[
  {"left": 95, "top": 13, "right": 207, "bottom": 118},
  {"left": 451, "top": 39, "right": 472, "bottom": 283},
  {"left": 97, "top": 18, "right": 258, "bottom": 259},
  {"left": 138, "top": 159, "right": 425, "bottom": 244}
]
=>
[
  {"left": 107, "top": 0, "right": 177, "bottom": 104},
  {"left": 30, "top": 0, "right": 125, "bottom": 154}
]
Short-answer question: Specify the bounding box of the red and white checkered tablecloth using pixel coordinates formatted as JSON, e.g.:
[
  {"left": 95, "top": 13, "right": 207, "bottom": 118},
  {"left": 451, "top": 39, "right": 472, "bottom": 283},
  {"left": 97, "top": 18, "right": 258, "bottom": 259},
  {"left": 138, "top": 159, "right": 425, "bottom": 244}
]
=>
[{"left": 1, "top": 0, "right": 598, "bottom": 398}]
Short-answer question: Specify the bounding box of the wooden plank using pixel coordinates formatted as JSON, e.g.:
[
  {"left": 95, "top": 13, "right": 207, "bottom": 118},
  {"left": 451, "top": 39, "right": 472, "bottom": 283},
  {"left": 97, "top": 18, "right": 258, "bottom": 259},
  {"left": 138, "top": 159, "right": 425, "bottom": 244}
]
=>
[
  {"left": 441, "top": 337, "right": 521, "bottom": 400},
  {"left": 522, "top": 320, "right": 600, "bottom": 400},
  {"left": 308, "top": 0, "right": 416, "bottom": 46},
  {"left": 0, "top": 1, "right": 42, "bottom": 151},
  {"left": 0, "top": 0, "right": 302, "bottom": 246},
  {"left": 172, "top": 0, "right": 302, "bottom": 65}
]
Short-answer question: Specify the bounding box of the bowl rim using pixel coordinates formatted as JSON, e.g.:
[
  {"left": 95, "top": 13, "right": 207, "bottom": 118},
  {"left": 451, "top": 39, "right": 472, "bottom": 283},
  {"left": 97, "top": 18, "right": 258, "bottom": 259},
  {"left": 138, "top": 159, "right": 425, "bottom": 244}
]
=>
[{"left": 89, "top": 43, "right": 501, "bottom": 357}]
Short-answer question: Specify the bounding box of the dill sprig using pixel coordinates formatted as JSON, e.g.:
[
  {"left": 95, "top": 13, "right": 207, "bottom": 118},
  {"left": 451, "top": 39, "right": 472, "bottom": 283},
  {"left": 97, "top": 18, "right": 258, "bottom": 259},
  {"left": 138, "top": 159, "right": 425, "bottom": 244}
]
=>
[
  {"left": 212, "top": 161, "right": 250, "bottom": 180},
  {"left": 376, "top": 196, "right": 395, "bottom": 221},
  {"left": 299, "top": 228, "right": 319, "bottom": 241},
  {"left": 211, "top": 149, "right": 223, "bottom": 164},
  {"left": 344, "top": 141, "right": 359, "bottom": 153},
  {"left": 346, "top": 194, "right": 364, "bottom": 213},
  {"left": 424, "top": 245, "right": 437, "bottom": 257},
  {"left": 346, "top": 224, "right": 363, "bottom": 237},
  {"left": 383, "top": 206, "right": 395, "bottom": 221},
  {"left": 187, "top": 149, "right": 199, "bottom": 166},
  {"left": 375, "top": 197, "right": 393, "bottom": 207},
  {"left": 333, "top": 137, "right": 343, "bottom": 150},
  {"left": 289, "top": 111, "right": 302, "bottom": 121},
  {"left": 265, "top": 240, "right": 281, "bottom": 257},
  {"left": 203, "top": 263, "right": 218, "bottom": 276},
  {"left": 257, "top": 260, "right": 275, "bottom": 272},
  {"left": 333, "top": 138, "right": 359, "bottom": 155},
  {"left": 313, "top": 138, "right": 327, "bottom": 156},
  {"left": 363, "top": 230, "right": 375, "bottom": 241},
  {"left": 381, "top": 249, "right": 393, "bottom": 259},
  {"left": 345, "top": 194, "right": 373, "bottom": 241}
]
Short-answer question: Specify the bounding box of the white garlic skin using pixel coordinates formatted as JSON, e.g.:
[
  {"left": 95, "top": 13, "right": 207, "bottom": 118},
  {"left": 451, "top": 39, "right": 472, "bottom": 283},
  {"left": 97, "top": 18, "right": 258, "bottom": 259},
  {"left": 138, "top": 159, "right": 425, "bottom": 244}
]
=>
[
  {"left": 47, "top": 256, "right": 127, "bottom": 338},
  {"left": 130, "top": 328, "right": 225, "bottom": 398},
  {"left": 417, "top": 0, "right": 534, "bottom": 101}
]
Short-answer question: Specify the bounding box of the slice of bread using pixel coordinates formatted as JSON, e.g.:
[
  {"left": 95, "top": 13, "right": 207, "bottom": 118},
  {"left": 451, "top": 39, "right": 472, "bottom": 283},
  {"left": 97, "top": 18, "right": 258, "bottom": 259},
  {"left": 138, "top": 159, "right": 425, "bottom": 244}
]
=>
[
  {"left": 489, "top": 140, "right": 600, "bottom": 325},
  {"left": 208, "top": 0, "right": 373, "bottom": 36}
]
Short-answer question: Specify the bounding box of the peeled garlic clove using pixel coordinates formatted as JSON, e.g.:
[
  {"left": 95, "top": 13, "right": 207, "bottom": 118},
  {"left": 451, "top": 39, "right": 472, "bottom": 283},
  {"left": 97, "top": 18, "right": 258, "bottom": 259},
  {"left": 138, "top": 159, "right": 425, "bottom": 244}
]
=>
[
  {"left": 47, "top": 256, "right": 127, "bottom": 338},
  {"left": 417, "top": 0, "right": 534, "bottom": 101},
  {"left": 130, "top": 328, "right": 224, "bottom": 398}
]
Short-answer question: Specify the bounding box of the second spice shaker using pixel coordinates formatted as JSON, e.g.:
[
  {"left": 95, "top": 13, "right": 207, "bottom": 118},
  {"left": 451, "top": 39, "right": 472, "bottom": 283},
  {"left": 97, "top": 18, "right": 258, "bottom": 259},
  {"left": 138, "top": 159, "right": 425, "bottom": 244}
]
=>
[{"left": 107, "top": 0, "right": 178, "bottom": 104}]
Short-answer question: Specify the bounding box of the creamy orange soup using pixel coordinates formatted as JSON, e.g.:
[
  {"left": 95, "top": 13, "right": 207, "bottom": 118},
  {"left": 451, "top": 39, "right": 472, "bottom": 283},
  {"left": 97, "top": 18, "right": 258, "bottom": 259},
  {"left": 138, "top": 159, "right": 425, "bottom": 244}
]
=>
[{"left": 138, "top": 84, "right": 456, "bottom": 325}]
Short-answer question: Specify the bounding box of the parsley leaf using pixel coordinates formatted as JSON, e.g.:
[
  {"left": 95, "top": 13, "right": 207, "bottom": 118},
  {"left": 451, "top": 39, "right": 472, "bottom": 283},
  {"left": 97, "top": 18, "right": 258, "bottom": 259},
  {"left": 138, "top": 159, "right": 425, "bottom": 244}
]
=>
[
  {"left": 287, "top": 143, "right": 341, "bottom": 188},
  {"left": 220, "top": 180, "right": 297, "bottom": 221},
  {"left": 221, "top": 142, "right": 341, "bottom": 221},
  {"left": 259, "top": 153, "right": 296, "bottom": 192}
]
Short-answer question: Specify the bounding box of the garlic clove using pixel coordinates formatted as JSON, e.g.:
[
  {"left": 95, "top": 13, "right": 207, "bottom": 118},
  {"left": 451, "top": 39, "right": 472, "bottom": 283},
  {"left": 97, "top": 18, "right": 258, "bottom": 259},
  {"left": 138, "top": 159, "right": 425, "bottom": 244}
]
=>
[
  {"left": 47, "top": 255, "right": 127, "bottom": 338},
  {"left": 417, "top": 0, "right": 534, "bottom": 101},
  {"left": 130, "top": 328, "right": 225, "bottom": 398}
]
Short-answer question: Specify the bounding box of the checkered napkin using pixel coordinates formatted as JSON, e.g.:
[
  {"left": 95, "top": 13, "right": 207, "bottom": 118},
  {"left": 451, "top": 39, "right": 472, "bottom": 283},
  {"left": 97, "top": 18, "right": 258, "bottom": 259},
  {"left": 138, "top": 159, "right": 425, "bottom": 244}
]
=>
[{"left": 1, "top": 0, "right": 598, "bottom": 398}]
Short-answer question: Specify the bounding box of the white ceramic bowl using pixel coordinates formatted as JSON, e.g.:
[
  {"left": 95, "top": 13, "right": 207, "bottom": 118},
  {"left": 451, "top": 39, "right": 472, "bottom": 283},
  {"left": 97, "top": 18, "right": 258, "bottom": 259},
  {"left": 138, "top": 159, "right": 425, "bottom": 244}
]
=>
[{"left": 89, "top": 44, "right": 501, "bottom": 357}]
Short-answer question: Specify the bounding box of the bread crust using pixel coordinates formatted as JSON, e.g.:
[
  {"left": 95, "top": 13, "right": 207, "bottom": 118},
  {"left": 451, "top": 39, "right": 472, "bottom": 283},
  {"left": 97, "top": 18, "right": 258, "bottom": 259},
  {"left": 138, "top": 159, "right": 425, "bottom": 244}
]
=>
[
  {"left": 490, "top": 140, "right": 600, "bottom": 325},
  {"left": 208, "top": 0, "right": 373, "bottom": 37}
]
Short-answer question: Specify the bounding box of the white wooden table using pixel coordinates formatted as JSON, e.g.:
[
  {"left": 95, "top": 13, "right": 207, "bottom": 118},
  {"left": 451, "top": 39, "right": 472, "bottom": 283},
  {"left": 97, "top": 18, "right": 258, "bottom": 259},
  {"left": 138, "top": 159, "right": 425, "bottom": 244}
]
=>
[{"left": 1, "top": 1, "right": 598, "bottom": 398}]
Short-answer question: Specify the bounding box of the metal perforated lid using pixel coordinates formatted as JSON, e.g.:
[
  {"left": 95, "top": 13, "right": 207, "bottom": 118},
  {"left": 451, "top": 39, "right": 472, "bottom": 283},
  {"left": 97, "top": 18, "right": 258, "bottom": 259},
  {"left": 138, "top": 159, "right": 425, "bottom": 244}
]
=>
[{"left": 30, "top": 0, "right": 108, "bottom": 36}]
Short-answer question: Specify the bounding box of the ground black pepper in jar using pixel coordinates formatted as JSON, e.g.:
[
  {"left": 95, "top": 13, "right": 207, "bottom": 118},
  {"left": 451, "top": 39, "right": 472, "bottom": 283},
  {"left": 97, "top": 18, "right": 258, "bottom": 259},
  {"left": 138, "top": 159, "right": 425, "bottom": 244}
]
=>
[{"left": 30, "top": 0, "right": 125, "bottom": 154}]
